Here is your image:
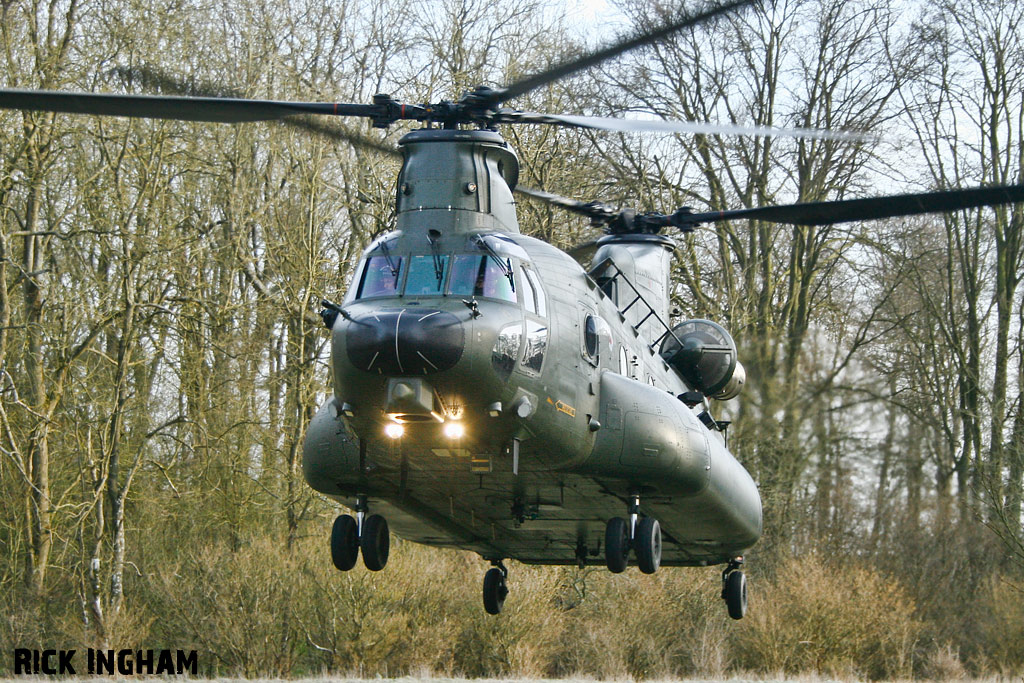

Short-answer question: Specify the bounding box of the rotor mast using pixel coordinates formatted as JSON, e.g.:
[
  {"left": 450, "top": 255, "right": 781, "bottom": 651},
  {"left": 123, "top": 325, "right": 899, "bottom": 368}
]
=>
[{"left": 396, "top": 129, "right": 521, "bottom": 236}]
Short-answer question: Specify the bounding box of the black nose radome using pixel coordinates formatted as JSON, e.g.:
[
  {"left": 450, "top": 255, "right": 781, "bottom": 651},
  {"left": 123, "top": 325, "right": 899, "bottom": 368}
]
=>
[{"left": 346, "top": 308, "right": 465, "bottom": 375}]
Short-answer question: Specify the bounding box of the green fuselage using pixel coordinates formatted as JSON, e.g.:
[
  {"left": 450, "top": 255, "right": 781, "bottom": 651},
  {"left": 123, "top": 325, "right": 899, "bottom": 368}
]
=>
[{"left": 302, "top": 129, "right": 761, "bottom": 566}]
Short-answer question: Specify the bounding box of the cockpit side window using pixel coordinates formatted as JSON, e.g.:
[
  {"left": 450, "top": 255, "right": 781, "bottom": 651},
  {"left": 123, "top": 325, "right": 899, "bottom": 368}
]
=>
[
  {"left": 523, "top": 320, "right": 547, "bottom": 373},
  {"left": 447, "top": 254, "right": 516, "bottom": 302},
  {"left": 357, "top": 255, "right": 404, "bottom": 298},
  {"left": 520, "top": 267, "right": 537, "bottom": 314},
  {"left": 521, "top": 267, "right": 546, "bottom": 317}
]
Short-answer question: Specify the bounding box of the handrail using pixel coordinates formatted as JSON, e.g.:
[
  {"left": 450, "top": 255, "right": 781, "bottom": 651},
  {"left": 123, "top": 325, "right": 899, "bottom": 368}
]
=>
[{"left": 587, "top": 257, "right": 682, "bottom": 353}]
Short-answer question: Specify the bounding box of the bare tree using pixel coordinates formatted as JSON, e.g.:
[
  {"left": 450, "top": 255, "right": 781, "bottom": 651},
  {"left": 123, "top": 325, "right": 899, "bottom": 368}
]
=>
[
  {"left": 897, "top": 0, "right": 1024, "bottom": 529},
  {"left": 586, "top": 0, "right": 900, "bottom": 545}
]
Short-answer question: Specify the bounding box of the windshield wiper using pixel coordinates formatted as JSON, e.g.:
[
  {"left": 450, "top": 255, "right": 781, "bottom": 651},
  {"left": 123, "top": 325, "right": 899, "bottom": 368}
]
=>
[
  {"left": 473, "top": 236, "right": 515, "bottom": 291},
  {"left": 428, "top": 229, "right": 445, "bottom": 286},
  {"left": 379, "top": 239, "right": 400, "bottom": 278}
]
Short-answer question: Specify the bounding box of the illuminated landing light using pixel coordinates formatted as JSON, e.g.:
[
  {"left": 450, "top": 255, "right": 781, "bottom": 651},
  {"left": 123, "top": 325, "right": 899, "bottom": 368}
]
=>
[
  {"left": 384, "top": 423, "right": 405, "bottom": 439},
  {"left": 443, "top": 421, "right": 465, "bottom": 439}
]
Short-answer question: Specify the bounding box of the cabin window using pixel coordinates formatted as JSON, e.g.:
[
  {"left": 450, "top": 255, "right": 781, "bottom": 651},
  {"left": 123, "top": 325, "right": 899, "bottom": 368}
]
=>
[
  {"left": 582, "top": 314, "right": 610, "bottom": 367},
  {"left": 357, "top": 255, "right": 404, "bottom": 298},
  {"left": 584, "top": 315, "right": 599, "bottom": 361},
  {"left": 404, "top": 254, "right": 448, "bottom": 296},
  {"left": 447, "top": 254, "right": 515, "bottom": 302},
  {"left": 522, "top": 321, "right": 547, "bottom": 373}
]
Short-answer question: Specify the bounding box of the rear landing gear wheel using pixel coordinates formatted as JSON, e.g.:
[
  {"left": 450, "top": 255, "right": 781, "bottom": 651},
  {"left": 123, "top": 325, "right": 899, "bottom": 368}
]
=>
[
  {"left": 605, "top": 516, "right": 630, "bottom": 573},
  {"left": 483, "top": 566, "right": 509, "bottom": 615},
  {"left": 722, "top": 559, "right": 747, "bottom": 620},
  {"left": 635, "top": 517, "right": 662, "bottom": 574},
  {"left": 724, "top": 571, "right": 747, "bottom": 619},
  {"left": 360, "top": 514, "right": 390, "bottom": 571},
  {"left": 330, "top": 514, "right": 359, "bottom": 571}
]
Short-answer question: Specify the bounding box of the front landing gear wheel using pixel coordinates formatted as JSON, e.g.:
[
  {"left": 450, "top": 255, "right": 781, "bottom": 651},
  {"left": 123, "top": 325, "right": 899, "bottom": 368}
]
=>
[
  {"left": 724, "top": 569, "right": 747, "bottom": 620},
  {"left": 605, "top": 517, "right": 630, "bottom": 573},
  {"left": 635, "top": 517, "right": 662, "bottom": 574},
  {"left": 483, "top": 566, "right": 509, "bottom": 615},
  {"left": 360, "top": 514, "right": 390, "bottom": 571},
  {"left": 330, "top": 514, "right": 359, "bottom": 571}
]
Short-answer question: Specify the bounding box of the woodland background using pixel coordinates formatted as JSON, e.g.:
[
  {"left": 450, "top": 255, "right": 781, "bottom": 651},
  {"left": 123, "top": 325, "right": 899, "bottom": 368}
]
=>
[{"left": 1, "top": 0, "right": 1023, "bottom": 678}]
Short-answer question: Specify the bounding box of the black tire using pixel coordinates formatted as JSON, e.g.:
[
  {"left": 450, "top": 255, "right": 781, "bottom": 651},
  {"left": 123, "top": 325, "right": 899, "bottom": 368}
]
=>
[
  {"left": 330, "top": 514, "right": 359, "bottom": 571},
  {"left": 604, "top": 516, "right": 630, "bottom": 573},
  {"left": 635, "top": 517, "right": 662, "bottom": 574},
  {"left": 725, "top": 570, "right": 747, "bottom": 620},
  {"left": 482, "top": 567, "right": 509, "bottom": 615},
  {"left": 360, "top": 514, "right": 390, "bottom": 571}
]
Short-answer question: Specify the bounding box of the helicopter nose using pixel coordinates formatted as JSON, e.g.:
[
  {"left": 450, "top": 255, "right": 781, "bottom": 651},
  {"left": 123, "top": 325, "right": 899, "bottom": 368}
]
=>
[{"left": 346, "top": 308, "right": 465, "bottom": 375}]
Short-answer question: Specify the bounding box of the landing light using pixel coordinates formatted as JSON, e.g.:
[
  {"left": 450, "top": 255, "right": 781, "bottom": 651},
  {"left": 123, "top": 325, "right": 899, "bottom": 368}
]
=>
[
  {"left": 384, "top": 423, "right": 405, "bottom": 439},
  {"left": 443, "top": 421, "right": 465, "bottom": 439}
]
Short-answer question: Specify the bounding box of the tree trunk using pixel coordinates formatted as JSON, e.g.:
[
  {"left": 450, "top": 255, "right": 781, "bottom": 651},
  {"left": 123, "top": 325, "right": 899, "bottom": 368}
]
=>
[{"left": 23, "top": 172, "right": 51, "bottom": 595}]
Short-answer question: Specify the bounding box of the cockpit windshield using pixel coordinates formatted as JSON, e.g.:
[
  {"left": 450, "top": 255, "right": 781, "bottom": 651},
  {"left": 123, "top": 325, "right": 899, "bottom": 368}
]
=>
[
  {"left": 447, "top": 254, "right": 516, "bottom": 302},
  {"left": 357, "top": 255, "right": 404, "bottom": 298},
  {"left": 405, "top": 254, "right": 448, "bottom": 296},
  {"left": 352, "top": 233, "right": 523, "bottom": 302}
]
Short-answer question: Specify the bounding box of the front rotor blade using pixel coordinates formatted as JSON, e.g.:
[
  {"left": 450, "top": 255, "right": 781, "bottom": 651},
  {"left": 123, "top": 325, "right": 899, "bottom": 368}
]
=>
[
  {"left": 106, "top": 67, "right": 401, "bottom": 156},
  {"left": 686, "top": 183, "right": 1024, "bottom": 226},
  {"left": 0, "top": 88, "right": 378, "bottom": 122},
  {"left": 501, "top": 111, "right": 872, "bottom": 142},
  {"left": 286, "top": 117, "right": 401, "bottom": 157},
  {"left": 486, "top": 0, "right": 755, "bottom": 107}
]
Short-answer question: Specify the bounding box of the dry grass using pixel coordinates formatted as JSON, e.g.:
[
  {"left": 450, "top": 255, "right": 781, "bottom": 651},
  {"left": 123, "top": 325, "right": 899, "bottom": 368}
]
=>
[
  {"left": 730, "top": 554, "right": 920, "bottom": 679},
  {"left": 31, "top": 676, "right": 1024, "bottom": 683},
  {"left": 4, "top": 530, "right": 1022, "bottom": 680}
]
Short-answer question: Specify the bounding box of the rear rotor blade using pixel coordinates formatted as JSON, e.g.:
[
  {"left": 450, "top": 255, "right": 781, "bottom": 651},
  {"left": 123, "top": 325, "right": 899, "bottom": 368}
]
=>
[
  {"left": 684, "top": 183, "right": 1024, "bottom": 226},
  {"left": 482, "top": 0, "right": 755, "bottom": 107},
  {"left": 516, "top": 186, "right": 615, "bottom": 262},
  {"left": 515, "top": 185, "right": 616, "bottom": 221}
]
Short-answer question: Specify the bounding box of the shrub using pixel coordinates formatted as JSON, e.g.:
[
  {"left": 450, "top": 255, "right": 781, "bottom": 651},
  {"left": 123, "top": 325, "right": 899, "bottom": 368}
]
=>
[
  {"left": 540, "top": 567, "right": 729, "bottom": 680},
  {"left": 975, "top": 576, "right": 1024, "bottom": 675},
  {"left": 730, "top": 552, "right": 920, "bottom": 679}
]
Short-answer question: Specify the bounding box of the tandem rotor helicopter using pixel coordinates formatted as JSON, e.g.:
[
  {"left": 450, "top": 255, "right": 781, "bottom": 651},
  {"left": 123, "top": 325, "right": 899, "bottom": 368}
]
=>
[{"left": 4, "top": 0, "right": 1024, "bottom": 618}]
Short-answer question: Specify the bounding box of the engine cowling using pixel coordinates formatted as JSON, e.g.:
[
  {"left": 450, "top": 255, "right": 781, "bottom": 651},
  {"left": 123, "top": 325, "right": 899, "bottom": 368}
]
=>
[{"left": 661, "top": 319, "right": 745, "bottom": 400}]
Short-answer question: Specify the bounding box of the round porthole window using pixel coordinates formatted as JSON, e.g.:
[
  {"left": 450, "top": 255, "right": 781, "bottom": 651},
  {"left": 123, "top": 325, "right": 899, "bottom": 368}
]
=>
[{"left": 584, "top": 315, "right": 599, "bottom": 360}]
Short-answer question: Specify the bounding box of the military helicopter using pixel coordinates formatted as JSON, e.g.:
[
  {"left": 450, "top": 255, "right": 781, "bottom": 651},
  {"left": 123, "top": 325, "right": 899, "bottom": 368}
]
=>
[{"left": 4, "top": 0, "right": 1024, "bottom": 619}]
